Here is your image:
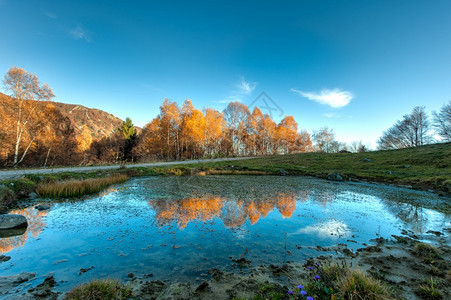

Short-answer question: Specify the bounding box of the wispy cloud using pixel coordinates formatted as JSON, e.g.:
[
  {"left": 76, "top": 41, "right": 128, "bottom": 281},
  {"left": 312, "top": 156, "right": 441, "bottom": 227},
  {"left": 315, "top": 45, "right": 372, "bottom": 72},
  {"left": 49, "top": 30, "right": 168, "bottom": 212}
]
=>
[
  {"left": 213, "top": 96, "right": 242, "bottom": 104},
  {"left": 70, "top": 25, "right": 91, "bottom": 42},
  {"left": 141, "top": 83, "right": 166, "bottom": 93},
  {"left": 236, "top": 76, "right": 257, "bottom": 95},
  {"left": 215, "top": 76, "right": 257, "bottom": 105},
  {"left": 291, "top": 88, "right": 353, "bottom": 108},
  {"left": 323, "top": 113, "right": 339, "bottom": 118},
  {"left": 45, "top": 11, "right": 56, "bottom": 19}
]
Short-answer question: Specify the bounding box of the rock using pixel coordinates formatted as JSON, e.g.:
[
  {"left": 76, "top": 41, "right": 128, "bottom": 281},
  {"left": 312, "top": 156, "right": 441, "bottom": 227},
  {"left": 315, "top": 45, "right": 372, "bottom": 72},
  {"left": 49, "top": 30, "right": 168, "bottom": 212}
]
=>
[
  {"left": 0, "top": 214, "right": 28, "bottom": 230},
  {"left": 343, "top": 248, "right": 357, "bottom": 257},
  {"left": 195, "top": 281, "right": 209, "bottom": 292},
  {"left": 35, "top": 204, "right": 50, "bottom": 211},
  {"left": 327, "top": 173, "right": 343, "bottom": 181},
  {"left": 127, "top": 273, "right": 135, "bottom": 278},
  {"left": 426, "top": 230, "right": 443, "bottom": 237},
  {"left": 364, "top": 158, "right": 371, "bottom": 162},
  {"left": 0, "top": 255, "right": 11, "bottom": 262},
  {"left": 79, "top": 266, "right": 94, "bottom": 275},
  {"left": 231, "top": 257, "right": 251, "bottom": 267},
  {"left": 279, "top": 168, "right": 288, "bottom": 176},
  {"left": 357, "top": 245, "right": 382, "bottom": 253},
  {"left": 52, "top": 259, "right": 68, "bottom": 265},
  {"left": 0, "top": 272, "right": 36, "bottom": 296},
  {"left": 27, "top": 275, "right": 57, "bottom": 299},
  {"left": 28, "top": 192, "right": 38, "bottom": 199},
  {"left": 402, "top": 165, "right": 410, "bottom": 168}
]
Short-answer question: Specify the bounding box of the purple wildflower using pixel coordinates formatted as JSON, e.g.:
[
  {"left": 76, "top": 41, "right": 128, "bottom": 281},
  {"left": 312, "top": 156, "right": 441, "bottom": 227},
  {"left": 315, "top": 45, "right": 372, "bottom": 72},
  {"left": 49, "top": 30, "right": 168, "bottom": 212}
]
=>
[
  {"left": 301, "top": 290, "right": 307, "bottom": 296},
  {"left": 307, "top": 297, "right": 314, "bottom": 300},
  {"left": 316, "top": 262, "right": 321, "bottom": 266},
  {"left": 308, "top": 266, "right": 313, "bottom": 270},
  {"left": 288, "top": 290, "right": 294, "bottom": 295},
  {"left": 314, "top": 275, "right": 320, "bottom": 280},
  {"left": 297, "top": 285, "right": 304, "bottom": 289}
]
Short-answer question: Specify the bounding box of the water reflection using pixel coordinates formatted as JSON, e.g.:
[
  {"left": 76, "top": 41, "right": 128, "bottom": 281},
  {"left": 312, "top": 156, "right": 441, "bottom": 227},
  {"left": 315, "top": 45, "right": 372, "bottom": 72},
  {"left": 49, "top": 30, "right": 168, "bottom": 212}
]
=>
[
  {"left": 0, "top": 207, "right": 47, "bottom": 254},
  {"left": 149, "top": 192, "right": 300, "bottom": 229}
]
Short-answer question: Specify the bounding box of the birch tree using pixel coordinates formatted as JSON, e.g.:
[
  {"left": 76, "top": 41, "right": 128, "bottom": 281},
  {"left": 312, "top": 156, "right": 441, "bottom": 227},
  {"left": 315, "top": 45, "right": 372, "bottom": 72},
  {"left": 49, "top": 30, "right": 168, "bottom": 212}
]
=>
[{"left": 3, "top": 67, "right": 55, "bottom": 168}]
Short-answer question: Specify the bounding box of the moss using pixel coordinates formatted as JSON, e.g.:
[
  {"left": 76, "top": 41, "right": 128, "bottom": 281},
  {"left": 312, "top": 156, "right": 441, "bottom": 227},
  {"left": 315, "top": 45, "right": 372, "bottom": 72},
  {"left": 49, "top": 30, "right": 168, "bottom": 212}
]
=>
[
  {"left": 64, "top": 279, "right": 132, "bottom": 300},
  {"left": 0, "top": 185, "right": 16, "bottom": 213}
]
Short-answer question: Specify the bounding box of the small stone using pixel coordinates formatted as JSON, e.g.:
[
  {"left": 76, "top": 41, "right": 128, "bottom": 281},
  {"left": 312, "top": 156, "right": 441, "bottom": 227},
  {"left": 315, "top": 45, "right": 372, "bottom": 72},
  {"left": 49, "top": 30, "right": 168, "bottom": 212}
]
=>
[
  {"left": 35, "top": 204, "right": 50, "bottom": 211},
  {"left": 363, "top": 158, "right": 371, "bottom": 162},
  {"left": 0, "top": 255, "right": 11, "bottom": 262},
  {"left": 28, "top": 192, "right": 38, "bottom": 199},
  {"left": 127, "top": 273, "right": 134, "bottom": 278}
]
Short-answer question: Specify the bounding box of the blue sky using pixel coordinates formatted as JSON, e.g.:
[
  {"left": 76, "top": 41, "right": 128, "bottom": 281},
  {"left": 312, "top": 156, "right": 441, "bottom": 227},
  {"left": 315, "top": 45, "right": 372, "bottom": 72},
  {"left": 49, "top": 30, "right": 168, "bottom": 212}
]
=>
[{"left": 1, "top": 0, "right": 450, "bottom": 148}]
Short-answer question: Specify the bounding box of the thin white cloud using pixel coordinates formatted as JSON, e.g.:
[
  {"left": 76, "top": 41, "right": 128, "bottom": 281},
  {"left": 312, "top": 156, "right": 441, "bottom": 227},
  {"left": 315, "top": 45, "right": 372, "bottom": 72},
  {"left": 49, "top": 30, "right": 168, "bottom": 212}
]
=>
[
  {"left": 323, "top": 113, "right": 339, "bottom": 118},
  {"left": 236, "top": 76, "right": 257, "bottom": 95},
  {"left": 214, "top": 76, "right": 256, "bottom": 105},
  {"left": 213, "top": 96, "right": 242, "bottom": 104},
  {"left": 70, "top": 25, "right": 91, "bottom": 42},
  {"left": 291, "top": 88, "right": 353, "bottom": 108},
  {"left": 45, "top": 11, "right": 56, "bottom": 19}
]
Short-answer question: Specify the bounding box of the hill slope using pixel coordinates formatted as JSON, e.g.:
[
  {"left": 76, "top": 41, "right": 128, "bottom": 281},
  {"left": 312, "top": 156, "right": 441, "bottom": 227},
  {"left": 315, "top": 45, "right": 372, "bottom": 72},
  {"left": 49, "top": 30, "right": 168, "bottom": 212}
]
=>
[{"left": 0, "top": 92, "right": 123, "bottom": 138}]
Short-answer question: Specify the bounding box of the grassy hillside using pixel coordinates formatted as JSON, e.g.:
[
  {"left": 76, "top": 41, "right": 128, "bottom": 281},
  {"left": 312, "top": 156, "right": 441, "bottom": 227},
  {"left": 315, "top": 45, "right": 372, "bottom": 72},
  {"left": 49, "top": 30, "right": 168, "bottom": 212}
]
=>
[{"left": 153, "top": 143, "right": 451, "bottom": 194}]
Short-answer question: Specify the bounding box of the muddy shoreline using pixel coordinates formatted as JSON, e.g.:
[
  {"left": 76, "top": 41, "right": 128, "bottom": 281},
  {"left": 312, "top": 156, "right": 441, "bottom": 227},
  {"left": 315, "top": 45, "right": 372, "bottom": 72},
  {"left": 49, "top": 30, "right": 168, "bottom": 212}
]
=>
[{"left": 1, "top": 227, "right": 449, "bottom": 299}]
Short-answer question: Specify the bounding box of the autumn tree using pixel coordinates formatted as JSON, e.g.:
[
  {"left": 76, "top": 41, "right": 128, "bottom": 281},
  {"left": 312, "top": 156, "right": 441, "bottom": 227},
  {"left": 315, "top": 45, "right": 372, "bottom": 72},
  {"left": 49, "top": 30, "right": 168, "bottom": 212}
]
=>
[
  {"left": 378, "top": 106, "right": 432, "bottom": 150},
  {"left": 159, "top": 99, "right": 181, "bottom": 160},
  {"left": 180, "top": 100, "right": 206, "bottom": 158},
  {"left": 77, "top": 125, "right": 93, "bottom": 164},
  {"left": 247, "top": 107, "right": 264, "bottom": 155},
  {"left": 204, "top": 108, "right": 225, "bottom": 157},
  {"left": 313, "top": 127, "right": 337, "bottom": 153},
  {"left": 38, "top": 104, "right": 76, "bottom": 167},
  {"left": 223, "top": 102, "right": 250, "bottom": 156},
  {"left": 432, "top": 101, "right": 451, "bottom": 142},
  {"left": 3, "top": 67, "right": 55, "bottom": 168}
]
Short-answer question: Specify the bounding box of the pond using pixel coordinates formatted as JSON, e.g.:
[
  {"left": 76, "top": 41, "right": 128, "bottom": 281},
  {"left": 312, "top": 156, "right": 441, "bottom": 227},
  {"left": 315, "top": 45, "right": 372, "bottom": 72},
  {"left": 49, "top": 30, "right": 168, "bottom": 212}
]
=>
[{"left": 1, "top": 176, "right": 449, "bottom": 294}]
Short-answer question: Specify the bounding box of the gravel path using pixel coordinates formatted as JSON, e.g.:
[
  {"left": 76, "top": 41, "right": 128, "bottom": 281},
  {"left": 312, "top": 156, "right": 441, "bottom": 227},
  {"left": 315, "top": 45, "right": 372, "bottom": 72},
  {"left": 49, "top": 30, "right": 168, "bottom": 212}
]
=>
[{"left": 0, "top": 157, "right": 257, "bottom": 180}]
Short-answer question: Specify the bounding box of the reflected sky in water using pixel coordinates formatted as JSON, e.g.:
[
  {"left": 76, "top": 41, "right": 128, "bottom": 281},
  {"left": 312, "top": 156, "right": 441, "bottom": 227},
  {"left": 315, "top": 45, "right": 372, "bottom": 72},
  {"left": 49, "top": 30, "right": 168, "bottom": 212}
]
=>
[{"left": 1, "top": 176, "right": 449, "bottom": 293}]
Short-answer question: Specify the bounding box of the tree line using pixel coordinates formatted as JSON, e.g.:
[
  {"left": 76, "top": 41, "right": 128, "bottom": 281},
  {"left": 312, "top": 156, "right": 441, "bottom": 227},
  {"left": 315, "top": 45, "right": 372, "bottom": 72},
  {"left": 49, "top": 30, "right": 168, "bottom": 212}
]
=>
[
  {"left": 377, "top": 104, "right": 451, "bottom": 150},
  {"left": 1, "top": 67, "right": 449, "bottom": 168}
]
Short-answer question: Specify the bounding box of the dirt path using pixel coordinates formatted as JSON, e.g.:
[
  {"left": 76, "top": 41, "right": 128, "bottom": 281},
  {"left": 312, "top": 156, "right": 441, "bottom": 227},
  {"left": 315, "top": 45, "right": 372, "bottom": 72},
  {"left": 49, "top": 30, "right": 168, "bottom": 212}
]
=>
[{"left": 0, "top": 157, "right": 256, "bottom": 180}]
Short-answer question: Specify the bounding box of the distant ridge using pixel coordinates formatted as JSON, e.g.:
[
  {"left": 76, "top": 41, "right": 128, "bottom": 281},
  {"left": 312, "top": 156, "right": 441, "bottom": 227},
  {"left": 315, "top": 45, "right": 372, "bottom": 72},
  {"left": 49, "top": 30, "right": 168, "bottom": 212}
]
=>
[{"left": 0, "top": 92, "right": 124, "bottom": 139}]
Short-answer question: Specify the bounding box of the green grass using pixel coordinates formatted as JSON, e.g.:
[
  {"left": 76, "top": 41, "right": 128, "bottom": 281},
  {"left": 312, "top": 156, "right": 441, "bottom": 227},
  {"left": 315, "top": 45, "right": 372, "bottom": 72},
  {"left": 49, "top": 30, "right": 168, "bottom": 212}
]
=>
[
  {"left": 64, "top": 279, "right": 132, "bottom": 300},
  {"left": 36, "top": 174, "right": 128, "bottom": 198},
  {"left": 138, "top": 143, "right": 450, "bottom": 192}
]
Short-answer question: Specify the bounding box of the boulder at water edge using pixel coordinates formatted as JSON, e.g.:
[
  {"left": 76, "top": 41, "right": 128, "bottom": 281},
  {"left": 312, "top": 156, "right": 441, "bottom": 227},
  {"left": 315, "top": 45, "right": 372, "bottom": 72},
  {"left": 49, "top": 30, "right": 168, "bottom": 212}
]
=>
[
  {"left": 327, "top": 173, "right": 343, "bottom": 181},
  {"left": 0, "top": 214, "right": 28, "bottom": 230}
]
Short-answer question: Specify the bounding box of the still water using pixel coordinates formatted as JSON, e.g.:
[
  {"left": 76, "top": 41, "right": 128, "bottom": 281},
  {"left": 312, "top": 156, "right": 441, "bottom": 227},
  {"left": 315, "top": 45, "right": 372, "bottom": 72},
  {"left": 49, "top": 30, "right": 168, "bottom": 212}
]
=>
[{"left": 1, "top": 176, "right": 449, "bottom": 292}]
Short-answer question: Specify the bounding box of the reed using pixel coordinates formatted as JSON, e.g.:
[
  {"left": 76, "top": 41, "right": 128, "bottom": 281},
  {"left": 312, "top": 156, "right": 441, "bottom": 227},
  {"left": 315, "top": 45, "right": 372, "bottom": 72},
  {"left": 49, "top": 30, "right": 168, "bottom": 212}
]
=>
[{"left": 36, "top": 174, "right": 128, "bottom": 198}]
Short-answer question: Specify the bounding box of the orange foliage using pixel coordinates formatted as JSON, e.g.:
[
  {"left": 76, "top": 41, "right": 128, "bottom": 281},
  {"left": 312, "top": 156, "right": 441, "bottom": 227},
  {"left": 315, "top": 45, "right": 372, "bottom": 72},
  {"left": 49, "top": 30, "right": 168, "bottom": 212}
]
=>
[{"left": 149, "top": 192, "right": 298, "bottom": 229}]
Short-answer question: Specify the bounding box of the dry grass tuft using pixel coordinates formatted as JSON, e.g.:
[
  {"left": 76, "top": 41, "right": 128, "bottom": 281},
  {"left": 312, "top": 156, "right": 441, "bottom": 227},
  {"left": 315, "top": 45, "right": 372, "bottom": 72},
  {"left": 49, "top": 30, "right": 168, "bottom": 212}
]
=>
[
  {"left": 64, "top": 278, "right": 132, "bottom": 300},
  {"left": 338, "top": 269, "right": 389, "bottom": 299},
  {"left": 36, "top": 174, "right": 128, "bottom": 198}
]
